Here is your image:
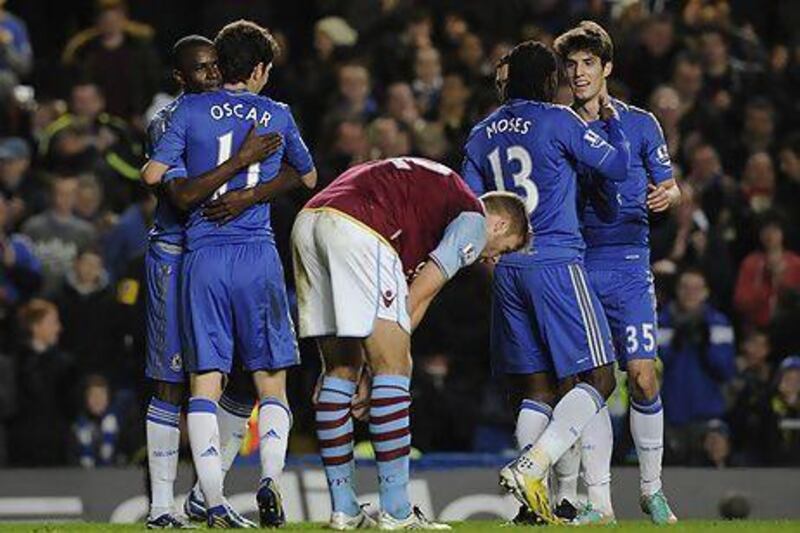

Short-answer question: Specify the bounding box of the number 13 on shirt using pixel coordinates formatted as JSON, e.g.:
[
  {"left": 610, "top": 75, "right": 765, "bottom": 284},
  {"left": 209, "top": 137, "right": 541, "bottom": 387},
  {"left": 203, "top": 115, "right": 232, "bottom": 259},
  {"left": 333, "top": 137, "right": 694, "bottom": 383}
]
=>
[{"left": 487, "top": 145, "right": 539, "bottom": 213}]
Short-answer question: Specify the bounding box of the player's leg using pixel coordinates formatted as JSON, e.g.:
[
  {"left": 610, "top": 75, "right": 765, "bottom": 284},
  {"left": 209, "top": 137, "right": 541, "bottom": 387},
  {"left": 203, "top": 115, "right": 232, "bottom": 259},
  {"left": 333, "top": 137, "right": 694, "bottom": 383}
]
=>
[
  {"left": 502, "top": 263, "right": 615, "bottom": 523},
  {"left": 491, "top": 263, "right": 557, "bottom": 450},
  {"left": 315, "top": 336, "right": 373, "bottom": 528},
  {"left": 292, "top": 210, "right": 374, "bottom": 528},
  {"left": 616, "top": 269, "right": 675, "bottom": 523},
  {"left": 185, "top": 368, "right": 256, "bottom": 524},
  {"left": 143, "top": 244, "right": 191, "bottom": 528},
  {"left": 233, "top": 241, "right": 300, "bottom": 527},
  {"left": 181, "top": 247, "right": 234, "bottom": 525},
  {"left": 551, "top": 377, "right": 580, "bottom": 520}
]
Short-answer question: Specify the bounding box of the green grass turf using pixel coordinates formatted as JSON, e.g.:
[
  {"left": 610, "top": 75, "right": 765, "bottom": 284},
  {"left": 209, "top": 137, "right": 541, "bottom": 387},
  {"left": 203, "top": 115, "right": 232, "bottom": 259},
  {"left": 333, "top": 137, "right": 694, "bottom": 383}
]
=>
[{"left": 1, "top": 521, "right": 800, "bottom": 532}]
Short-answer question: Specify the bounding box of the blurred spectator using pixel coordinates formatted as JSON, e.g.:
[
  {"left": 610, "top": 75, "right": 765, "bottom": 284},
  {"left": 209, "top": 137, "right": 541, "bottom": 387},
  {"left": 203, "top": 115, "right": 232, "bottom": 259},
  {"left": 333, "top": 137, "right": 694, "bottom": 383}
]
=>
[
  {"left": 39, "top": 81, "right": 143, "bottom": 211},
  {"left": 55, "top": 246, "right": 116, "bottom": 380},
  {"left": 761, "top": 356, "right": 800, "bottom": 465},
  {"left": 70, "top": 374, "right": 121, "bottom": 467},
  {"left": 102, "top": 192, "right": 153, "bottom": 281},
  {"left": 301, "top": 16, "right": 358, "bottom": 142},
  {"left": 316, "top": 118, "right": 367, "bottom": 184},
  {"left": 7, "top": 299, "right": 76, "bottom": 466},
  {"left": 659, "top": 269, "right": 736, "bottom": 430},
  {"left": 734, "top": 214, "right": 800, "bottom": 330},
  {"left": 0, "top": 0, "right": 33, "bottom": 98},
  {"left": 698, "top": 419, "right": 733, "bottom": 468},
  {"left": 623, "top": 15, "right": 680, "bottom": 105},
  {"left": 411, "top": 351, "right": 476, "bottom": 452},
  {"left": 651, "top": 183, "right": 734, "bottom": 308},
  {"left": 0, "top": 195, "right": 41, "bottom": 331},
  {"left": 61, "top": 0, "right": 160, "bottom": 122},
  {"left": 75, "top": 174, "right": 116, "bottom": 237},
  {"left": 412, "top": 47, "right": 442, "bottom": 118},
  {"left": 324, "top": 63, "right": 378, "bottom": 128},
  {"left": 0, "top": 137, "right": 47, "bottom": 226},
  {"left": 365, "top": 117, "right": 411, "bottom": 159},
  {"left": 649, "top": 85, "right": 684, "bottom": 161},
  {"left": 21, "top": 175, "right": 96, "bottom": 296},
  {"left": 729, "top": 330, "right": 775, "bottom": 464},
  {"left": 437, "top": 72, "right": 473, "bottom": 168},
  {"left": 697, "top": 27, "right": 747, "bottom": 126},
  {"left": 777, "top": 134, "right": 800, "bottom": 248}
]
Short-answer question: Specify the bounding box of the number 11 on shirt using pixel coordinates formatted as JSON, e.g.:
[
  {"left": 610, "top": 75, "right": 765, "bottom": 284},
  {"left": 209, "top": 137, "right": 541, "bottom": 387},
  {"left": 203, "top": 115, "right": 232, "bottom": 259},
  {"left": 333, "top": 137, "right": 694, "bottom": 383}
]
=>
[{"left": 211, "top": 130, "right": 260, "bottom": 200}]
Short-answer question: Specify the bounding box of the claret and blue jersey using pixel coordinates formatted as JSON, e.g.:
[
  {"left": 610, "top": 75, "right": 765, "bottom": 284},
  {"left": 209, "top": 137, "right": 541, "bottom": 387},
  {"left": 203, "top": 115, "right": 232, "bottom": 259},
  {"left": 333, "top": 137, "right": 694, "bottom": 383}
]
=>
[{"left": 151, "top": 88, "right": 314, "bottom": 250}]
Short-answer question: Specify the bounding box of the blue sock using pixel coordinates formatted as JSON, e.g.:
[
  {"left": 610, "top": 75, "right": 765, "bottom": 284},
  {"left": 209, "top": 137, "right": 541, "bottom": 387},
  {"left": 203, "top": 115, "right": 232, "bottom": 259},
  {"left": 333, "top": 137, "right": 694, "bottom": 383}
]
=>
[
  {"left": 370, "top": 375, "right": 412, "bottom": 519},
  {"left": 316, "top": 376, "right": 360, "bottom": 516}
]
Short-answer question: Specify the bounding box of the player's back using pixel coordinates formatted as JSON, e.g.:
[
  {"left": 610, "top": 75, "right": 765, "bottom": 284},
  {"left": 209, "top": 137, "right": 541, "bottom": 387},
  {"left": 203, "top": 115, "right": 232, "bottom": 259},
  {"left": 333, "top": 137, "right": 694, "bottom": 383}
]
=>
[
  {"left": 307, "top": 157, "right": 483, "bottom": 277},
  {"left": 147, "top": 95, "right": 185, "bottom": 247},
  {"left": 156, "top": 88, "right": 312, "bottom": 250},
  {"left": 580, "top": 99, "right": 672, "bottom": 263},
  {"left": 464, "top": 100, "right": 600, "bottom": 265}
]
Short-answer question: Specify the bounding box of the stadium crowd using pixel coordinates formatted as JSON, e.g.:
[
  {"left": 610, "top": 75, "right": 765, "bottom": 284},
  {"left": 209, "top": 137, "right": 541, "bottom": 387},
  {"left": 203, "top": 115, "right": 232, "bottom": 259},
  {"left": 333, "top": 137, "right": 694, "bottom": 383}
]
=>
[{"left": 0, "top": 0, "right": 798, "bottom": 469}]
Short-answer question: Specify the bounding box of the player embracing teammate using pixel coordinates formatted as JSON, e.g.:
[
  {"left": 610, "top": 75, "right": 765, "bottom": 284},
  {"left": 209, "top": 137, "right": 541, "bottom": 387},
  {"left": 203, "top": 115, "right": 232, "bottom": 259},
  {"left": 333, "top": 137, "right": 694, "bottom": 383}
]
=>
[
  {"left": 550, "top": 21, "right": 680, "bottom": 524},
  {"left": 143, "top": 21, "right": 316, "bottom": 529}
]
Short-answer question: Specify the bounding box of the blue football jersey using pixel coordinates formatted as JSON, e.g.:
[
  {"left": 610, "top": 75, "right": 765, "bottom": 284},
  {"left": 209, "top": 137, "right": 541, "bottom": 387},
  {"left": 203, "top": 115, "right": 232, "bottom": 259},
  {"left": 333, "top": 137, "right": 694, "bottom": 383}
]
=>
[
  {"left": 463, "top": 99, "right": 628, "bottom": 265},
  {"left": 151, "top": 88, "right": 314, "bottom": 250},
  {"left": 579, "top": 99, "right": 672, "bottom": 263},
  {"left": 147, "top": 94, "right": 188, "bottom": 247}
]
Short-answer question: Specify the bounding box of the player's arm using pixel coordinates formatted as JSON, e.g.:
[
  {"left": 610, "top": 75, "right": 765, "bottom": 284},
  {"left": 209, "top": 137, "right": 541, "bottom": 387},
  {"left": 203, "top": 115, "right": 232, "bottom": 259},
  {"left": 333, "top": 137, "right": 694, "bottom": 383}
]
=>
[
  {"left": 408, "top": 212, "right": 487, "bottom": 330},
  {"left": 581, "top": 166, "right": 619, "bottom": 223},
  {"left": 559, "top": 102, "right": 630, "bottom": 184},
  {"left": 641, "top": 112, "right": 681, "bottom": 212},
  {"left": 164, "top": 128, "right": 282, "bottom": 212},
  {"left": 203, "top": 163, "right": 307, "bottom": 224}
]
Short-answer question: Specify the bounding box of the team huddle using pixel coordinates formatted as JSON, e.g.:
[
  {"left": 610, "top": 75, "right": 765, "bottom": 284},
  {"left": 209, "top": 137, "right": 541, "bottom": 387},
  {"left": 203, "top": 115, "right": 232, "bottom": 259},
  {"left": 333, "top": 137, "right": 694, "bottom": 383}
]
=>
[{"left": 140, "top": 18, "right": 680, "bottom": 530}]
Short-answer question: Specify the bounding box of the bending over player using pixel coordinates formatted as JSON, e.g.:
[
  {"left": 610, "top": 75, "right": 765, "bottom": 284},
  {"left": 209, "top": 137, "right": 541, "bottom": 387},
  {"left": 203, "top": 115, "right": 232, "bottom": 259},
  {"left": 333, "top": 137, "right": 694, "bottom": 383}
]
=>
[
  {"left": 552, "top": 21, "right": 680, "bottom": 524},
  {"left": 462, "top": 41, "right": 630, "bottom": 523},
  {"left": 292, "top": 157, "right": 529, "bottom": 530}
]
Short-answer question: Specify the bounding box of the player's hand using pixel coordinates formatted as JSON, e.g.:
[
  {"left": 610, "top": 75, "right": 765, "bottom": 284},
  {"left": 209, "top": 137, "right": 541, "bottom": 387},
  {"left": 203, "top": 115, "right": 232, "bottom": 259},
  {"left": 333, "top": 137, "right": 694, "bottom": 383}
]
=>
[
  {"left": 598, "top": 94, "right": 617, "bottom": 121},
  {"left": 647, "top": 183, "right": 672, "bottom": 213},
  {"left": 351, "top": 367, "right": 372, "bottom": 422},
  {"left": 203, "top": 188, "right": 258, "bottom": 225},
  {"left": 235, "top": 126, "right": 282, "bottom": 168}
]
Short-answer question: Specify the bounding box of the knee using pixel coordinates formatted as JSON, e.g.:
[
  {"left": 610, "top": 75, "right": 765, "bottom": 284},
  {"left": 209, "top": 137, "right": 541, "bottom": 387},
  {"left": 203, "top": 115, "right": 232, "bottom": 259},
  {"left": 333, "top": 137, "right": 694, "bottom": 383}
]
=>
[
  {"left": 154, "top": 381, "right": 185, "bottom": 405},
  {"left": 627, "top": 364, "right": 659, "bottom": 403},
  {"left": 370, "top": 352, "right": 412, "bottom": 377},
  {"left": 582, "top": 365, "right": 616, "bottom": 400},
  {"left": 326, "top": 364, "right": 361, "bottom": 382}
]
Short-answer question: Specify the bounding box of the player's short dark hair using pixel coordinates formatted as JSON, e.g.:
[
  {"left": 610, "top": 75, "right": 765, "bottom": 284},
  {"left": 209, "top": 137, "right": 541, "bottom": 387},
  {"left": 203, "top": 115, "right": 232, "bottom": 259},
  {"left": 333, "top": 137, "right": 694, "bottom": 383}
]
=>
[
  {"left": 481, "top": 191, "right": 531, "bottom": 247},
  {"left": 214, "top": 20, "right": 279, "bottom": 84},
  {"left": 500, "top": 40, "right": 558, "bottom": 103},
  {"left": 554, "top": 21, "right": 614, "bottom": 65},
  {"left": 172, "top": 34, "right": 214, "bottom": 69}
]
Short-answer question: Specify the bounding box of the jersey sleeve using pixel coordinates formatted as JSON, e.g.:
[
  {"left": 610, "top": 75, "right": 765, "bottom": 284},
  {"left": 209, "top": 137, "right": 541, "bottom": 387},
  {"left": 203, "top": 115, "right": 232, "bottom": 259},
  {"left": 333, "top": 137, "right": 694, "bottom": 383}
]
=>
[
  {"left": 428, "top": 211, "right": 487, "bottom": 280},
  {"left": 555, "top": 108, "right": 629, "bottom": 182},
  {"left": 147, "top": 108, "right": 188, "bottom": 182},
  {"left": 150, "top": 100, "right": 189, "bottom": 169},
  {"left": 282, "top": 109, "right": 314, "bottom": 175},
  {"left": 641, "top": 113, "right": 673, "bottom": 185}
]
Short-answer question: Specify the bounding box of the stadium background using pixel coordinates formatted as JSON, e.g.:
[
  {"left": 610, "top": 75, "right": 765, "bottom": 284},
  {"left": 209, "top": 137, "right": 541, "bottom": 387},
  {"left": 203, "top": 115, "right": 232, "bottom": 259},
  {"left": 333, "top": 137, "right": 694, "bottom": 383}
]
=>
[{"left": 0, "top": 0, "right": 799, "bottom": 517}]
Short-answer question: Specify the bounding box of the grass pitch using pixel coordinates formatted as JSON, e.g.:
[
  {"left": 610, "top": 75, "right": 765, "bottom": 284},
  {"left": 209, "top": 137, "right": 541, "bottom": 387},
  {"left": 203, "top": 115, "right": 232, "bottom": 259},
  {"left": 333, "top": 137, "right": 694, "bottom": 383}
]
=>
[{"left": 1, "top": 521, "right": 800, "bottom": 532}]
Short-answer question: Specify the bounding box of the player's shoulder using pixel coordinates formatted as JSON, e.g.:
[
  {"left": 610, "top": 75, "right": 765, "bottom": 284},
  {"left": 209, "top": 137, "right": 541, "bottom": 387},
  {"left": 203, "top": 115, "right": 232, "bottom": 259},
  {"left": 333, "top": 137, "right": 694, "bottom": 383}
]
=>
[
  {"left": 547, "top": 103, "right": 588, "bottom": 126},
  {"left": 615, "top": 98, "right": 659, "bottom": 126}
]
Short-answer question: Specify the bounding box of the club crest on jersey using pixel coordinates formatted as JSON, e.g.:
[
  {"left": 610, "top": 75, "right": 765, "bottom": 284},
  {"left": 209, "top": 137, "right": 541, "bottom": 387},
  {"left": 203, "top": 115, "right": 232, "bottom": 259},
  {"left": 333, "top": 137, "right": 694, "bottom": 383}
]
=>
[
  {"left": 460, "top": 243, "right": 477, "bottom": 265},
  {"left": 583, "top": 129, "right": 604, "bottom": 148},
  {"left": 170, "top": 353, "right": 182, "bottom": 372},
  {"left": 656, "top": 144, "right": 670, "bottom": 165},
  {"left": 210, "top": 102, "right": 272, "bottom": 128}
]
